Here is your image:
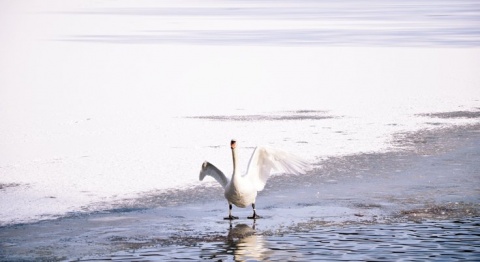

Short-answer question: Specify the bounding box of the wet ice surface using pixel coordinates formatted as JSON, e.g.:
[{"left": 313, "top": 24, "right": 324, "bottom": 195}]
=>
[
  {"left": 5, "top": 108, "right": 478, "bottom": 227},
  {"left": 1, "top": 124, "right": 479, "bottom": 261}
]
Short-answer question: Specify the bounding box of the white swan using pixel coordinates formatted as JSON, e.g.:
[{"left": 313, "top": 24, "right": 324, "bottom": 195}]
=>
[{"left": 199, "top": 140, "right": 310, "bottom": 219}]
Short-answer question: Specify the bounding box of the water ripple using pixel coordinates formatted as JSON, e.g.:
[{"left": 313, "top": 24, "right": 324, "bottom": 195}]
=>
[{"left": 90, "top": 218, "right": 480, "bottom": 261}]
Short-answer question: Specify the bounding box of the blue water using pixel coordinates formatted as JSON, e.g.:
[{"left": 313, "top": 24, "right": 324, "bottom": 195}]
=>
[{"left": 88, "top": 218, "right": 480, "bottom": 261}]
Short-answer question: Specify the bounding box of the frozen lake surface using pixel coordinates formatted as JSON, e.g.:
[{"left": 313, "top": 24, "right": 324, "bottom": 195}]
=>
[{"left": 0, "top": 1, "right": 479, "bottom": 259}]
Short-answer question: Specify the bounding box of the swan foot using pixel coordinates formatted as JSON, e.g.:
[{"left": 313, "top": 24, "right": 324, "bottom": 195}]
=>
[
  {"left": 224, "top": 204, "right": 238, "bottom": 220},
  {"left": 248, "top": 204, "right": 260, "bottom": 219}
]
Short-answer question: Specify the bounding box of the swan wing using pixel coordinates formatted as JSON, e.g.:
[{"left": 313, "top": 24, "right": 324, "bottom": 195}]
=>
[
  {"left": 199, "top": 161, "right": 229, "bottom": 189},
  {"left": 246, "top": 146, "right": 310, "bottom": 191}
]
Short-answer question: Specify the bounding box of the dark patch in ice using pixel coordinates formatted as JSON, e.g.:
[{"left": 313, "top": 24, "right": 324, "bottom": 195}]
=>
[
  {"left": 190, "top": 114, "right": 333, "bottom": 121},
  {"left": 108, "top": 236, "right": 128, "bottom": 242},
  {"left": 187, "top": 111, "right": 334, "bottom": 122},
  {"left": 426, "top": 122, "right": 444, "bottom": 126},
  {"left": 291, "top": 110, "right": 329, "bottom": 114},
  {"left": 418, "top": 110, "right": 480, "bottom": 119},
  {"left": 0, "top": 183, "right": 21, "bottom": 190},
  {"left": 392, "top": 124, "right": 480, "bottom": 154},
  {"left": 354, "top": 203, "right": 383, "bottom": 209},
  {"left": 105, "top": 207, "right": 148, "bottom": 214},
  {"left": 296, "top": 203, "right": 317, "bottom": 207}
]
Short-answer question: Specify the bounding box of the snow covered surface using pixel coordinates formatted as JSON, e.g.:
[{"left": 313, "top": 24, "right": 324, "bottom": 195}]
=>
[{"left": 1, "top": 0, "right": 479, "bottom": 226}]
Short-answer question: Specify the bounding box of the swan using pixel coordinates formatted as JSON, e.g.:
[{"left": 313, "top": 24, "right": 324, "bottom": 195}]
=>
[{"left": 199, "top": 140, "right": 310, "bottom": 219}]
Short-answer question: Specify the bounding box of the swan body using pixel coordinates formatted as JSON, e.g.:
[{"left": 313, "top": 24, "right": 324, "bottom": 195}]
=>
[{"left": 199, "top": 140, "right": 310, "bottom": 219}]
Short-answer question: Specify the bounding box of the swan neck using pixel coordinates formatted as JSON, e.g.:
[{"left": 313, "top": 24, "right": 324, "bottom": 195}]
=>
[{"left": 231, "top": 147, "right": 239, "bottom": 177}]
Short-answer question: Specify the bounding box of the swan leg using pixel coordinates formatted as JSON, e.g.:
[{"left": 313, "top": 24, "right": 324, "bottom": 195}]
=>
[
  {"left": 248, "top": 203, "right": 261, "bottom": 219},
  {"left": 224, "top": 204, "right": 239, "bottom": 220}
]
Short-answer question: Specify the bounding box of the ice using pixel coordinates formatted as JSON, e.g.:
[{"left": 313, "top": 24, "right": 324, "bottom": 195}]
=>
[{"left": 1, "top": 0, "right": 479, "bottom": 226}]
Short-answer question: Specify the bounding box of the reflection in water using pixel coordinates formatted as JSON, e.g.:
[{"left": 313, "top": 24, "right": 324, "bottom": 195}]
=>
[
  {"left": 198, "top": 219, "right": 480, "bottom": 261},
  {"left": 199, "top": 222, "right": 302, "bottom": 261},
  {"left": 219, "top": 222, "right": 302, "bottom": 261},
  {"left": 85, "top": 218, "right": 480, "bottom": 261},
  {"left": 227, "top": 223, "right": 272, "bottom": 261}
]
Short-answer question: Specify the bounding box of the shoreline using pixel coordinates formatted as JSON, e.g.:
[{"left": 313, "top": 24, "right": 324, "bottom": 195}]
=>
[{"left": 1, "top": 123, "right": 479, "bottom": 260}]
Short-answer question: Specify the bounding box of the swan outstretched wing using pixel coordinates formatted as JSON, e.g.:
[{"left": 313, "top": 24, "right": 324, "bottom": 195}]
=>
[
  {"left": 246, "top": 146, "right": 310, "bottom": 191},
  {"left": 199, "top": 161, "right": 229, "bottom": 189}
]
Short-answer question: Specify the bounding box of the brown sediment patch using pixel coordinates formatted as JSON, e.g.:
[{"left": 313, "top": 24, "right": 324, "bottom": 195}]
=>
[{"left": 397, "top": 202, "right": 480, "bottom": 222}]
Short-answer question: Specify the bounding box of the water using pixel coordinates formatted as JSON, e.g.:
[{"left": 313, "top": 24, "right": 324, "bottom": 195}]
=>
[
  {"left": 94, "top": 218, "right": 480, "bottom": 261},
  {"left": 1, "top": 0, "right": 480, "bottom": 225}
]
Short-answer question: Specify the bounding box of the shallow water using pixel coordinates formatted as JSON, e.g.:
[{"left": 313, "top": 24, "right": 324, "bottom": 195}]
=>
[
  {"left": 1, "top": 0, "right": 480, "bottom": 226},
  {"left": 84, "top": 218, "right": 480, "bottom": 261}
]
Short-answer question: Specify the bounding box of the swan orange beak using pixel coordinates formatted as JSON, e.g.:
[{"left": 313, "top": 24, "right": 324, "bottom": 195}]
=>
[{"left": 231, "top": 140, "right": 236, "bottom": 149}]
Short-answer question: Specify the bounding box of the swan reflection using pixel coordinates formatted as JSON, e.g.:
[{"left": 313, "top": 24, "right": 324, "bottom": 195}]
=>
[
  {"left": 227, "top": 222, "right": 273, "bottom": 261},
  {"left": 198, "top": 222, "right": 302, "bottom": 261}
]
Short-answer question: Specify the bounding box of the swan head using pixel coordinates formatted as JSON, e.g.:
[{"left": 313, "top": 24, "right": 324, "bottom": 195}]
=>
[{"left": 231, "top": 139, "right": 236, "bottom": 149}]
